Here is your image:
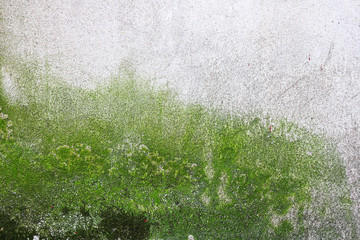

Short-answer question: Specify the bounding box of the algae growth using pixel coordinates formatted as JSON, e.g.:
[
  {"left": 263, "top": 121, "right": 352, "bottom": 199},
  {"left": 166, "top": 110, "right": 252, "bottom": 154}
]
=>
[{"left": 0, "top": 58, "right": 357, "bottom": 239}]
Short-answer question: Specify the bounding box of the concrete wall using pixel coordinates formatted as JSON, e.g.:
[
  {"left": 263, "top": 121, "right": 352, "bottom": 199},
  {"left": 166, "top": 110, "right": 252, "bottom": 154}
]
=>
[{"left": 1, "top": 0, "right": 360, "bottom": 232}]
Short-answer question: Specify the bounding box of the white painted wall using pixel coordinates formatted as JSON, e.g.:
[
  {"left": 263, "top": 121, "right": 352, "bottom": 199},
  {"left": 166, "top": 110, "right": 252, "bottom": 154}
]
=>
[{"left": 1, "top": 0, "right": 360, "bottom": 232}]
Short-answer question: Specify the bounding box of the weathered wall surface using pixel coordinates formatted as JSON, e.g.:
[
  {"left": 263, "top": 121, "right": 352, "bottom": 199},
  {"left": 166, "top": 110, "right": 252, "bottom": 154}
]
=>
[{"left": 1, "top": 0, "right": 360, "bottom": 232}]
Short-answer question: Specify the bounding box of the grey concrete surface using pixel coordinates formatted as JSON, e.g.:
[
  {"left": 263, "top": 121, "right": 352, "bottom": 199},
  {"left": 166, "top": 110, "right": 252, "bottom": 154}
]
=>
[{"left": 1, "top": 0, "right": 360, "bottom": 236}]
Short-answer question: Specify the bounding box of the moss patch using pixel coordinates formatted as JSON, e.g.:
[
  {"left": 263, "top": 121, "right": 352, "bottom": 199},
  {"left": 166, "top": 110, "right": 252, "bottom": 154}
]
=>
[{"left": 0, "top": 58, "right": 357, "bottom": 239}]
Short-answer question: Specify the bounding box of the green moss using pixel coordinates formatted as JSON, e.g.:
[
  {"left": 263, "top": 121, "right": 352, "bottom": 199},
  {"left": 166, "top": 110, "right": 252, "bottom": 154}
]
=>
[{"left": 0, "top": 57, "right": 357, "bottom": 239}]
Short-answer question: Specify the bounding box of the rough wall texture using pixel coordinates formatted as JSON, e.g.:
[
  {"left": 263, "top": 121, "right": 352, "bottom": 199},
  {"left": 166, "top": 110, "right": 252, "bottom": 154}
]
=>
[{"left": 1, "top": 0, "right": 360, "bottom": 234}]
